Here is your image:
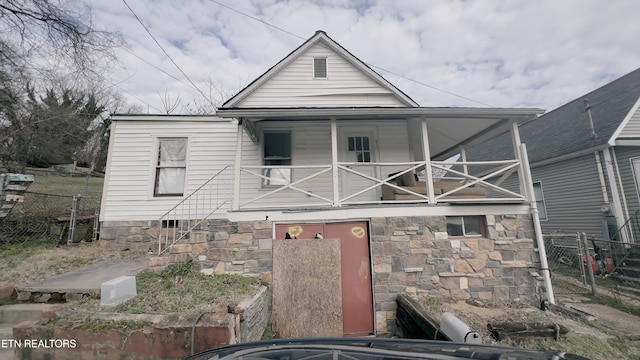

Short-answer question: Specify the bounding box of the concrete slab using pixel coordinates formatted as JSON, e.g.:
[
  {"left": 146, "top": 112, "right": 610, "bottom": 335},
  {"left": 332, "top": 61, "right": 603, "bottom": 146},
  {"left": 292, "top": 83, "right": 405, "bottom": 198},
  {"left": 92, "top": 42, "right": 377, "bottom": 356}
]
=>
[
  {"left": 568, "top": 302, "right": 640, "bottom": 341},
  {"left": 0, "top": 304, "right": 60, "bottom": 324},
  {"left": 17, "top": 258, "right": 149, "bottom": 294}
]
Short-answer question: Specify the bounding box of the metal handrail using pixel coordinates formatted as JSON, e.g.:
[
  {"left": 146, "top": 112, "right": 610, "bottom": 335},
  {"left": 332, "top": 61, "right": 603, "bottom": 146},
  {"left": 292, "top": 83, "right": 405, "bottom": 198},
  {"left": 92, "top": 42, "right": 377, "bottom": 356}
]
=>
[{"left": 157, "top": 166, "right": 232, "bottom": 255}]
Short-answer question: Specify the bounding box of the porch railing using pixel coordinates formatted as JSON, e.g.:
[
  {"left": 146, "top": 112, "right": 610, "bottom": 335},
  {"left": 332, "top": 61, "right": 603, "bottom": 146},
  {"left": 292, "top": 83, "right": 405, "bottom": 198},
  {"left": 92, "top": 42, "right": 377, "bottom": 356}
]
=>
[
  {"left": 239, "top": 165, "right": 334, "bottom": 209},
  {"left": 157, "top": 166, "right": 232, "bottom": 255},
  {"left": 236, "top": 158, "right": 527, "bottom": 209}
]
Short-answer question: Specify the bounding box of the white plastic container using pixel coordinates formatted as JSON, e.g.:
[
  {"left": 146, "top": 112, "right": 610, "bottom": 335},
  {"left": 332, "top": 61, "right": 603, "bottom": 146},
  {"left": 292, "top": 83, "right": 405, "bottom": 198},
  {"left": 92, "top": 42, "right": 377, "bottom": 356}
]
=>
[
  {"left": 440, "top": 312, "right": 482, "bottom": 344},
  {"left": 100, "top": 275, "right": 137, "bottom": 307}
]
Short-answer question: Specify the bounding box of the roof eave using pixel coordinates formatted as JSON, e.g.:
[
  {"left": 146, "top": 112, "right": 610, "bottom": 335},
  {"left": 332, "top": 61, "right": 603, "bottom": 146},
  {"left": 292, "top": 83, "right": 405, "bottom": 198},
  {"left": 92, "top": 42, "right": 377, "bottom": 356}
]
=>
[{"left": 216, "top": 107, "right": 545, "bottom": 122}]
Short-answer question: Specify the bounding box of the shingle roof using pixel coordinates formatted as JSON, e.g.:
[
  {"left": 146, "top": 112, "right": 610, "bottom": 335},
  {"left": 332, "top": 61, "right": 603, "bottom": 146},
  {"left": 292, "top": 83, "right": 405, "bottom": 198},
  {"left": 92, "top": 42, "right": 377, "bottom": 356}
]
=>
[{"left": 469, "top": 68, "right": 640, "bottom": 164}]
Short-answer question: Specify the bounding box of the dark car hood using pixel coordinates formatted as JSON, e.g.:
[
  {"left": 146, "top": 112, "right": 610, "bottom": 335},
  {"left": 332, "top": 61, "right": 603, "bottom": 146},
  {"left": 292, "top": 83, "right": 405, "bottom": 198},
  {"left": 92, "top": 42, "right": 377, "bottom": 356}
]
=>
[{"left": 185, "top": 338, "right": 589, "bottom": 360}]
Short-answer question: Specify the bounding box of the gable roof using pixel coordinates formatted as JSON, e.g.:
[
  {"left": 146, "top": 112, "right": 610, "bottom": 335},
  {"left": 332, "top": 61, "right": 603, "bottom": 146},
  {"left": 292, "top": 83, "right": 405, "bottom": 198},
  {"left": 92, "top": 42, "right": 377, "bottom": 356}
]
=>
[
  {"left": 220, "top": 30, "right": 418, "bottom": 108},
  {"left": 469, "top": 67, "right": 640, "bottom": 165}
]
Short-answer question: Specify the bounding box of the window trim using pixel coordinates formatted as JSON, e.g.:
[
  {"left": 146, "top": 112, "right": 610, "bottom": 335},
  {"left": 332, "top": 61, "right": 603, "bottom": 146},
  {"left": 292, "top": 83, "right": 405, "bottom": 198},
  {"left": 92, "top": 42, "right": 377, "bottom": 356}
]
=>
[
  {"left": 261, "top": 129, "right": 293, "bottom": 188},
  {"left": 532, "top": 181, "right": 549, "bottom": 221},
  {"left": 629, "top": 156, "right": 640, "bottom": 209},
  {"left": 313, "top": 57, "right": 328, "bottom": 79},
  {"left": 446, "top": 215, "right": 486, "bottom": 238},
  {"left": 153, "top": 137, "right": 188, "bottom": 197}
]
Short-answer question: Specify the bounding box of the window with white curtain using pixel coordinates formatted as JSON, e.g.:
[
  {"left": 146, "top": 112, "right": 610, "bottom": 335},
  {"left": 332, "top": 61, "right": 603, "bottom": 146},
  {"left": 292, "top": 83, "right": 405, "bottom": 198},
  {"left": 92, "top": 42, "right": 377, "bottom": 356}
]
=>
[
  {"left": 154, "top": 138, "right": 187, "bottom": 196},
  {"left": 262, "top": 131, "right": 292, "bottom": 186}
]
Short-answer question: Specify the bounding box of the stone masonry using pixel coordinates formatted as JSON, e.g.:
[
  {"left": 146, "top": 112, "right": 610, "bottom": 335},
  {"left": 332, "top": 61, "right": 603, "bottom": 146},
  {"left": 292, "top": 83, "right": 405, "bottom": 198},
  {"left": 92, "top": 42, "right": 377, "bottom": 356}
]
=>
[
  {"left": 369, "top": 214, "right": 543, "bottom": 335},
  {"left": 100, "top": 214, "right": 543, "bottom": 335}
]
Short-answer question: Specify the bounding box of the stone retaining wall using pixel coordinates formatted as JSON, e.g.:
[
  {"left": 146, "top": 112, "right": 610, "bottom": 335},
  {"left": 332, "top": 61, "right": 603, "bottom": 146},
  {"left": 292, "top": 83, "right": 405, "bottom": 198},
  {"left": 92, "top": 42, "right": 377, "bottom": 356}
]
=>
[
  {"left": 369, "top": 214, "right": 543, "bottom": 335},
  {"left": 101, "top": 214, "right": 543, "bottom": 335}
]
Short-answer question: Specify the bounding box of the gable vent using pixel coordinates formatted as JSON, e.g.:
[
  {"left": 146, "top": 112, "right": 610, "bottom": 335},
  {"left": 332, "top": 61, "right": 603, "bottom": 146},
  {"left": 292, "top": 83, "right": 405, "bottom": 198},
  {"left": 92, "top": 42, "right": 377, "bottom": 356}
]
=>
[{"left": 314, "top": 57, "right": 327, "bottom": 78}]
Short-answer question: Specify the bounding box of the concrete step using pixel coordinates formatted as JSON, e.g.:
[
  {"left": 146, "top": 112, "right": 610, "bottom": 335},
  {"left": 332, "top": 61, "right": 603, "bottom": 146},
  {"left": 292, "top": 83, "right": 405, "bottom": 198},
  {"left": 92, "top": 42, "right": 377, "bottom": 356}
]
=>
[
  {"left": 0, "top": 304, "right": 59, "bottom": 324},
  {"left": 617, "top": 266, "right": 640, "bottom": 278},
  {"left": 0, "top": 323, "right": 12, "bottom": 340},
  {"left": 0, "top": 324, "right": 15, "bottom": 360},
  {"left": 612, "top": 274, "right": 640, "bottom": 290},
  {"left": 0, "top": 348, "right": 14, "bottom": 360}
]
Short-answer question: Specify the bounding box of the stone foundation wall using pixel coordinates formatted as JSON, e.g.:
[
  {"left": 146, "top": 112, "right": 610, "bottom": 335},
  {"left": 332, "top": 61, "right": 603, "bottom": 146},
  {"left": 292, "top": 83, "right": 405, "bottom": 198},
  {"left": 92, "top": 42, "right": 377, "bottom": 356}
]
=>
[
  {"left": 370, "top": 214, "right": 543, "bottom": 335},
  {"left": 100, "top": 219, "right": 274, "bottom": 279},
  {"left": 100, "top": 214, "right": 543, "bottom": 335}
]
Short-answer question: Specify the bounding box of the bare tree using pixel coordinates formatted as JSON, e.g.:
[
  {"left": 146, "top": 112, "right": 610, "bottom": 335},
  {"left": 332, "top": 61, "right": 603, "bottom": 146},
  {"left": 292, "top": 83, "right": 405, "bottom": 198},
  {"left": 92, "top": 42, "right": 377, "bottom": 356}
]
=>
[{"left": 0, "top": 0, "right": 120, "bottom": 78}]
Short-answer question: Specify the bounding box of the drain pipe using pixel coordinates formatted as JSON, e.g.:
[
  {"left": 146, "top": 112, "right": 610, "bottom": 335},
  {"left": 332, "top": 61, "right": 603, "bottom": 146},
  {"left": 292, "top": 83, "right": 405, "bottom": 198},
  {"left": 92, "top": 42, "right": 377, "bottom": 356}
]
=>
[{"left": 520, "top": 144, "right": 555, "bottom": 305}]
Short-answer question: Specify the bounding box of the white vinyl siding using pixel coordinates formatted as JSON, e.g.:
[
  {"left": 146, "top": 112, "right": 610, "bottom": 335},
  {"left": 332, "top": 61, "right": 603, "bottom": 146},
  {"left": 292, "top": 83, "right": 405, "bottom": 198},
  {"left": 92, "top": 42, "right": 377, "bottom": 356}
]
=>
[
  {"left": 530, "top": 154, "right": 607, "bottom": 239},
  {"left": 236, "top": 42, "right": 407, "bottom": 108},
  {"left": 236, "top": 120, "right": 410, "bottom": 208},
  {"left": 101, "top": 118, "right": 237, "bottom": 222},
  {"left": 616, "top": 101, "right": 640, "bottom": 138}
]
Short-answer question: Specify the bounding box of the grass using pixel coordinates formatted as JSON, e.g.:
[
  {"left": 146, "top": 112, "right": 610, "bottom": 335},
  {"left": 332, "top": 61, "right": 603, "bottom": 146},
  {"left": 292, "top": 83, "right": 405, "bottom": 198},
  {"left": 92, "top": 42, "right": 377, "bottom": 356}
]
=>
[
  {"left": 534, "top": 333, "right": 640, "bottom": 360},
  {"left": 590, "top": 294, "right": 640, "bottom": 317},
  {"left": 70, "top": 261, "right": 264, "bottom": 315},
  {"left": 1, "top": 167, "right": 104, "bottom": 235},
  {"left": 0, "top": 241, "right": 147, "bottom": 287},
  {"left": 20, "top": 167, "right": 104, "bottom": 197}
]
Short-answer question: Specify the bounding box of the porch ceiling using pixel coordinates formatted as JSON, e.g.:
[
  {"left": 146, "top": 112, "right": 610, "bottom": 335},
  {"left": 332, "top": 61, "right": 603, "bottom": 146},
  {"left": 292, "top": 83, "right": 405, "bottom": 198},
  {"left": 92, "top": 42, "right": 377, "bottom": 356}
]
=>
[{"left": 217, "top": 106, "right": 545, "bottom": 159}]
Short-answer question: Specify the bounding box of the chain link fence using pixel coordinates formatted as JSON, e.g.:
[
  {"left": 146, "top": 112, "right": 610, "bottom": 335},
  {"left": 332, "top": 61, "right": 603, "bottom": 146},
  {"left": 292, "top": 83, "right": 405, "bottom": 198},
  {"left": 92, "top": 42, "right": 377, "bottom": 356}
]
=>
[
  {"left": 0, "top": 167, "right": 102, "bottom": 245},
  {"left": 545, "top": 232, "right": 640, "bottom": 309},
  {"left": 544, "top": 233, "right": 591, "bottom": 295}
]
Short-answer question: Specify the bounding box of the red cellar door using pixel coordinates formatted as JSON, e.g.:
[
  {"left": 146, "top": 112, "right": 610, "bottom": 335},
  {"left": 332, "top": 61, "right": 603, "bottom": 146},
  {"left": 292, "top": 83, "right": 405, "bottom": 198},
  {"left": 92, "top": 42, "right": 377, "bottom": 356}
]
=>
[
  {"left": 325, "top": 221, "right": 374, "bottom": 336},
  {"left": 274, "top": 222, "right": 374, "bottom": 336}
]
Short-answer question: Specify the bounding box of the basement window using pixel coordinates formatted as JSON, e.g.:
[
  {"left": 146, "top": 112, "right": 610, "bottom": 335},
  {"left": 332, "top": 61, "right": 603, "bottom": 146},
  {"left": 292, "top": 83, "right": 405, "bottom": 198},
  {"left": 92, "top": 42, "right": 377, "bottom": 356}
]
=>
[
  {"left": 446, "top": 216, "right": 484, "bottom": 237},
  {"left": 154, "top": 138, "right": 187, "bottom": 196},
  {"left": 314, "top": 57, "right": 327, "bottom": 78}
]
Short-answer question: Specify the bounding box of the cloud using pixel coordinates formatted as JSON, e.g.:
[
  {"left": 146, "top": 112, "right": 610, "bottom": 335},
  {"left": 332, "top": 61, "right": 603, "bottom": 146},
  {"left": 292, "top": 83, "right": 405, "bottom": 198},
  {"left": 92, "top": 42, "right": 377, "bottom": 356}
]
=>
[{"left": 88, "top": 0, "right": 640, "bottom": 113}]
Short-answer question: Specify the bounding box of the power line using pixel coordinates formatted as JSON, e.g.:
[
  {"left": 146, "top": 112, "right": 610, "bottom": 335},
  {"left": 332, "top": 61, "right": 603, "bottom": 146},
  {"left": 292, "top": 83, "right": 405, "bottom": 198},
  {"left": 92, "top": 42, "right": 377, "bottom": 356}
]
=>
[
  {"left": 208, "top": 0, "right": 492, "bottom": 107},
  {"left": 122, "top": 0, "right": 216, "bottom": 108}
]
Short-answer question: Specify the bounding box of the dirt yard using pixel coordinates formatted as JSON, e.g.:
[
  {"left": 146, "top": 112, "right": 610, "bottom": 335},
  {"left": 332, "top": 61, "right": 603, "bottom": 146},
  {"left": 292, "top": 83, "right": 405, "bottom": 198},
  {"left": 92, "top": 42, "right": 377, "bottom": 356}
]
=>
[{"left": 422, "top": 296, "right": 640, "bottom": 360}]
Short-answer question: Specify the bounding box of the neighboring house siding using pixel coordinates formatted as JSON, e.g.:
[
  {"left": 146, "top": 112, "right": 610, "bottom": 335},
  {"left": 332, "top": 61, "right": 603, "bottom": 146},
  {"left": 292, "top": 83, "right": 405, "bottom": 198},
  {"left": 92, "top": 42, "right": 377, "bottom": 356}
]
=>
[
  {"left": 617, "top": 101, "right": 640, "bottom": 138},
  {"left": 613, "top": 146, "right": 640, "bottom": 219},
  {"left": 101, "top": 119, "right": 237, "bottom": 222},
  {"left": 530, "top": 154, "right": 607, "bottom": 239},
  {"left": 236, "top": 43, "right": 406, "bottom": 108},
  {"left": 236, "top": 120, "right": 410, "bottom": 208}
]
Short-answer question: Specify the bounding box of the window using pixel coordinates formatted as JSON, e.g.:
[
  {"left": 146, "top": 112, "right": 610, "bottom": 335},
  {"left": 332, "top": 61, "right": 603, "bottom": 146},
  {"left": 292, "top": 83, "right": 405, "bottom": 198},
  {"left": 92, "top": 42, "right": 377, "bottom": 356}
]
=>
[
  {"left": 446, "top": 216, "right": 484, "bottom": 237},
  {"left": 532, "top": 182, "right": 548, "bottom": 220},
  {"left": 314, "top": 57, "right": 327, "bottom": 78},
  {"left": 263, "top": 131, "right": 292, "bottom": 186},
  {"left": 347, "top": 136, "right": 371, "bottom": 163},
  {"left": 154, "top": 138, "right": 187, "bottom": 196}
]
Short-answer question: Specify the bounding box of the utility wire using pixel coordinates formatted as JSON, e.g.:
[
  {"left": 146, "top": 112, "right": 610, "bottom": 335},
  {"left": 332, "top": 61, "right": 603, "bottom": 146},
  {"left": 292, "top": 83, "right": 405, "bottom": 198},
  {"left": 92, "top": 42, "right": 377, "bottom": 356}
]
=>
[
  {"left": 208, "top": 0, "right": 492, "bottom": 107},
  {"left": 122, "top": 0, "right": 216, "bottom": 108}
]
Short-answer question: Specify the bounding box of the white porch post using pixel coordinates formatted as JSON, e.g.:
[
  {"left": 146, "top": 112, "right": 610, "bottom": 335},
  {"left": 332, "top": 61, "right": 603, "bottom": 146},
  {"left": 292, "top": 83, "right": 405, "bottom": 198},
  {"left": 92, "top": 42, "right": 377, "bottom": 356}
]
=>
[
  {"left": 331, "top": 117, "right": 340, "bottom": 207},
  {"left": 232, "top": 119, "right": 244, "bottom": 211},
  {"left": 520, "top": 143, "right": 555, "bottom": 305},
  {"left": 421, "top": 118, "right": 435, "bottom": 203},
  {"left": 459, "top": 146, "right": 468, "bottom": 176},
  {"left": 510, "top": 121, "right": 527, "bottom": 197}
]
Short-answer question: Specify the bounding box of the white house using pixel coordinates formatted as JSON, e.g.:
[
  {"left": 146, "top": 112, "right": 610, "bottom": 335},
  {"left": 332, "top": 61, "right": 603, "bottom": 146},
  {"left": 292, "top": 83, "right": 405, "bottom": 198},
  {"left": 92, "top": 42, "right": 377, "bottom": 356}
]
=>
[{"left": 100, "top": 31, "right": 551, "bottom": 336}]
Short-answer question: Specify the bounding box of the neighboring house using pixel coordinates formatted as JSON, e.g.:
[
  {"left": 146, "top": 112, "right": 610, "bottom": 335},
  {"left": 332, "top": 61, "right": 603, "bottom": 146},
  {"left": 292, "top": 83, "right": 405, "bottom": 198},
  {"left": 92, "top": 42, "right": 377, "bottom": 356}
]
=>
[
  {"left": 468, "top": 68, "right": 640, "bottom": 244},
  {"left": 100, "top": 31, "right": 550, "bottom": 336}
]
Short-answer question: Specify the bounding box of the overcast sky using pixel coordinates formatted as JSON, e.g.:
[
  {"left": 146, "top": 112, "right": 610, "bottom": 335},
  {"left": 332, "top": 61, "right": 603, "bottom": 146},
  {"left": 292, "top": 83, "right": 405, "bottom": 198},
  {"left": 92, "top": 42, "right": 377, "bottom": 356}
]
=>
[{"left": 88, "top": 0, "right": 640, "bottom": 114}]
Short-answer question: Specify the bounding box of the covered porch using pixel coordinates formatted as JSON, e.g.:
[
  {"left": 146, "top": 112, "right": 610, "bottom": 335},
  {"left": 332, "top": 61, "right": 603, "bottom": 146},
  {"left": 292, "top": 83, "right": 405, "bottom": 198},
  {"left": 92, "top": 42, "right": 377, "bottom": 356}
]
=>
[{"left": 216, "top": 107, "right": 545, "bottom": 211}]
